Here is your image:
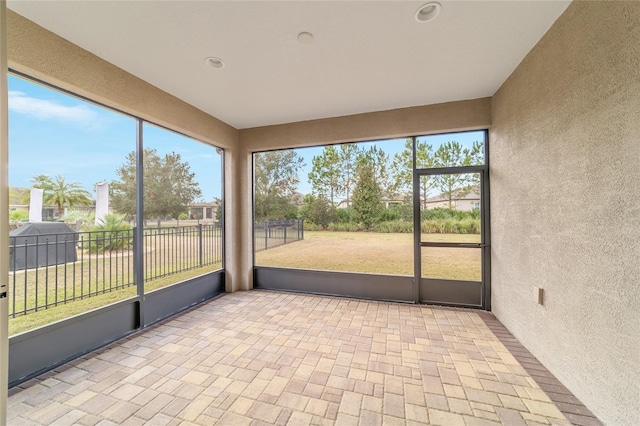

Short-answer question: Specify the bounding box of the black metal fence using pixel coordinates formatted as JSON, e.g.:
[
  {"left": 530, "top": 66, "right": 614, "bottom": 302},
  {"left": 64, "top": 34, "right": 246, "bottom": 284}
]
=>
[
  {"left": 254, "top": 219, "right": 304, "bottom": 252},
  {"left": 144, "top": 224, "right": 222, "bottom": 282},
  {"left": 8, "top": 224, "right": 222, "bottom": 318}
]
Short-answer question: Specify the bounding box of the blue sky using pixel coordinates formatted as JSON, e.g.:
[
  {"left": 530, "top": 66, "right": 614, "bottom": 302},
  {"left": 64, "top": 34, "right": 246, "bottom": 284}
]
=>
[
  {"left": 8, "top": 74, "right": 223, "bottom": 201},
  {"left": 8, "top": 73, "right": 484, "bottom": 201}
]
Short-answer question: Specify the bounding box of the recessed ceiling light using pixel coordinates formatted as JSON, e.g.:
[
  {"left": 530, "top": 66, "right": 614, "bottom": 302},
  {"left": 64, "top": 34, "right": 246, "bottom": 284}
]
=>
[
  {"left": 415, "top": 2, "right": 442, "bottom": 23},
  {"left": 204, "top": 57, "right": 225, "bottom": 69},
  {"left": 297, "top": 32, "right": 314, "bottom": 44}
]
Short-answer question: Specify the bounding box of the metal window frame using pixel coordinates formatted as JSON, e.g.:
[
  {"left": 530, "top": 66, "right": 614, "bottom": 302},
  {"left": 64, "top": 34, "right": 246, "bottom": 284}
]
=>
[
  {"left": 6, "top": 71, "right": 226, "bottom": 387},
  {"left": 253, "top": 131, "right": 490, "bottom": 310}
]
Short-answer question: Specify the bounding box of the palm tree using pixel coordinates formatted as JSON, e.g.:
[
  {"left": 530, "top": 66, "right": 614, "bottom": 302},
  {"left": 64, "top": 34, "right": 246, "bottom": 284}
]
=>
[
  {"left": 9, "top": 187, "right": 31, "bottom": 205},
  {"left": 32, "top": 174, "right": 92, "bottom": 217}
]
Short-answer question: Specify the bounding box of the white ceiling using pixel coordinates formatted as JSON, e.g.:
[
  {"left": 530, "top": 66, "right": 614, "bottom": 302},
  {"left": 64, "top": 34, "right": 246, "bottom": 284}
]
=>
[{"left": 7, "top": 1, "right": 571, "bottom": 129}]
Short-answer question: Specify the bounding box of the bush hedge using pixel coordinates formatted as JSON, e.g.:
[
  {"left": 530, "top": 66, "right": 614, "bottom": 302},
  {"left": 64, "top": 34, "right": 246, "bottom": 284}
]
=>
[{"left": 303, "top": 217, "right": 480, "bottom": 234}]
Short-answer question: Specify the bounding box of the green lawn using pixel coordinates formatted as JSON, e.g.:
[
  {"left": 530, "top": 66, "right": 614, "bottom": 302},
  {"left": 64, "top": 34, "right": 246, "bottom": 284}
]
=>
[
  {"left": 255, "top": 231, "right": 481, "bottom": 279},
  {"left": 8, "top": 264, "right": 221, "bottom": 336}
]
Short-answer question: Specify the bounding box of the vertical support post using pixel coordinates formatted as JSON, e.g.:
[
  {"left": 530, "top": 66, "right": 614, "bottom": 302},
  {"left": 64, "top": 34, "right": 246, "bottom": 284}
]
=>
[
  {"left": 134, "top": 120, "right": 145, "bottom": 327},
  {"left": 198, "top": 223, "right": 203, "bottom": 267},
  {"left": 0, "top": 2, "right": 10, "bottom": 419},
  {"left": 412, "top": 137, "right": 421, "bottom": 304},
  {"left": 482, "top": 129, "right": 491, "bottom": 311},
  {"left": 283, "top": 222, "right": 287, "bottom": 245}
]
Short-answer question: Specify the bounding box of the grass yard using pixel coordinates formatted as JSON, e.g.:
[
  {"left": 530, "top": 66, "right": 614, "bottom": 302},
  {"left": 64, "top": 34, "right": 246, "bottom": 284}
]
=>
[
  {"left": 8, "top": 264, "right": 221, "bottom": 336},
  {"left": 255, "top": 231, "right": 481, "bottom": 280}
]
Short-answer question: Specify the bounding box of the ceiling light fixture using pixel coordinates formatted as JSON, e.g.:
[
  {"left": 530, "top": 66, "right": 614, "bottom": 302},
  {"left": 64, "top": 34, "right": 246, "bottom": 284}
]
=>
[
  {"left": 297, "top": 32, "right": 314, "bottom": 44},
  {"left": 415, "top": 2, "right": 442, "bottom": 23},
  {"left": 204, "top": 57, "right": 225, "bottom": 69}
]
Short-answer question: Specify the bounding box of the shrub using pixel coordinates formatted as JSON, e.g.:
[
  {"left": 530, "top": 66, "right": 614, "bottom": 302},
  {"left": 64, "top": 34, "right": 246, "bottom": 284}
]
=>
[
  {"left": 335, "top": 207, "right": 353, "bottom": 223},
  {"left": 61, "top": 209, "right": 95, "bottom": 230},
  {"left": 304, "top": 222, "right": 322, "bottom": 231},
  {"left": 421, "top": 207, "right": 480, "bottom": 221},
  {"left": 375, "top": 220, "right": 413, "bottom": 233},
  {"left": 178, "top": 213, "right": 189, "bottom": 220},
  {"left": 9, "top": 210, "right": 29, "bottom": 222},
  {"left": 86, "top": 214, "right": 133, "bottom": 253},
  {"left": 309, "top": 197, "right": 337, "bottom": 229},
  {"left": 421, "top": 217, "right": 480, "bottom": 234},
  {"left": 378, "top": 206, "right": 402, "bottom": 222},
  {"left": 328, "top": 222, "right": 363, "bottom": 232}
]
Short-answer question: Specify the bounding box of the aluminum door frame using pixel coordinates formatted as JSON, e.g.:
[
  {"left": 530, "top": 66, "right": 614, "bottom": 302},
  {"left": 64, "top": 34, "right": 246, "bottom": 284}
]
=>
[{"left": 412, "top": 155, "right": 490, "bottom": 309}]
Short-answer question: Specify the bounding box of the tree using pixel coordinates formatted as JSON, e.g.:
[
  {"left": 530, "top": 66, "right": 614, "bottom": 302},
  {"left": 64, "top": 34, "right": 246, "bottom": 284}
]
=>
[
  {"left": 390, "top": 139, "right": 436, "bottom": 209},
  {"left": 31, "top": 174, "right": 92, "bottom": 217},
  {"left": 337, "top": 144, "right": 361, "bottom": 206},
  {"left": 297, "top": 194, "right": 315, "bottom": 222},
  {"left": 359, "top": 146, "right": 392, "bottom": 196},
  {"left": 213, "top": 197, "right": 222, "bottom": 222},
  {"left": 309, "top": 196, "right": 337, "bottom": 229},
  {"left": 432, "top": 141, "right": 483, "bottom": 209},
  {"left": 308, "top": 145, "right": 340, "bottom": 204},
  {"left": 110, "top": 148, "right": 202, "bottom": 219},
  {"left": 352, "top": 163, "right": 382, "bottom": 229},
  {"left": 254, "top": 150, "right": 305, "bottom": 219}
]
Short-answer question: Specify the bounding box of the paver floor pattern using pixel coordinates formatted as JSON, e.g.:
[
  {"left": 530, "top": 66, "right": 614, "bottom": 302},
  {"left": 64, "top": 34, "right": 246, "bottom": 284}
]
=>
[{"left": 8, "top": 291, "right": 572, "bottom": 425}]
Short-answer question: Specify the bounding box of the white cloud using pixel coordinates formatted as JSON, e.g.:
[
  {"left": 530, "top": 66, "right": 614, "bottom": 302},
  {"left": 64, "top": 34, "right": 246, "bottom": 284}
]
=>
[{"left": 8, "top": 91, "right": 99, "bottom": 126}]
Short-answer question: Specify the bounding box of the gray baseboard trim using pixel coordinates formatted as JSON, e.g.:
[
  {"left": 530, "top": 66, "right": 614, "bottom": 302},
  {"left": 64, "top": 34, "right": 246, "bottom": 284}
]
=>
[
  {"left": 9, "top": 270, "right": 225, "bottom": 387},
  {"left": 254, "top": 267, "right": 414, "bottom": 303}
]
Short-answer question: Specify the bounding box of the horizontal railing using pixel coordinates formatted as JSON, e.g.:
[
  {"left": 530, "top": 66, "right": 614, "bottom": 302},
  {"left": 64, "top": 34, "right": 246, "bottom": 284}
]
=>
[
  {"left": 144, "top": 224, "right": 222, "bottom": 282},
  {"left": 8, "top": 224, "right": 222, "bottom": 318}
]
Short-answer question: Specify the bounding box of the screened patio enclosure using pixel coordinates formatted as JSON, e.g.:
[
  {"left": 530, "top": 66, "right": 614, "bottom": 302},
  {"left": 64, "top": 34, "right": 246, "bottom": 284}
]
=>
[
  {"left": 253, "top": 131, "right": 490, "bottom": 310},
  {"left": 1, "top": 1, "right": 639, "bottom": 424}
]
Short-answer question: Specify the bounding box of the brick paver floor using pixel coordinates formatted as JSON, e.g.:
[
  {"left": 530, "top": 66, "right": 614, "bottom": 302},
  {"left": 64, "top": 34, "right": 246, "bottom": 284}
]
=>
[{"left": 7, "top": 290, "right": 600, "bottom": 425}]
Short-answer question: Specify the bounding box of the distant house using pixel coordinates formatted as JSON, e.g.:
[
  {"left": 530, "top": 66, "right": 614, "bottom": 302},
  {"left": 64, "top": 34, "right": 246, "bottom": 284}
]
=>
[
  {"left": 423, "top": 191, "right": 480, "bottom": 211},
  {"left": 291, "top": 192, "right": 305, "bottom": 207},
  {"left": 335, "top": 198, "right": 351, "bottom": 209},
  {"left": 380, "top": 195, "right": 405, "bottom": 209},
  {"left": 335, "top": 194, "right": 405, "bottom": 209},
  {"left": 188, "top": 201, "right": 219, "bottom": 220}
]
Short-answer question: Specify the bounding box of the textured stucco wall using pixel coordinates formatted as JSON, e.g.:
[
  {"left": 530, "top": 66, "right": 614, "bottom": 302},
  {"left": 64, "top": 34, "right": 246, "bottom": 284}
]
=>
[
  {"left": 490, "top": 2, "right": 640, "bottom": 425},
  {"left": 239, "top": 98, "right": 491, "bottom": 151}
]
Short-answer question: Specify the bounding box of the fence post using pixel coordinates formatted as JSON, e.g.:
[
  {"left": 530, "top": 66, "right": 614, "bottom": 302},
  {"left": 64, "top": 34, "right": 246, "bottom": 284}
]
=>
[
  {"left": 198, "top": 223, "right": 203, "bottom": 267},
  {"left": 283, "top": 222, "right": 287, "bottom": 245},
  {"left": 264, "top": 220, "right": 268, "bottom": 250}
]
